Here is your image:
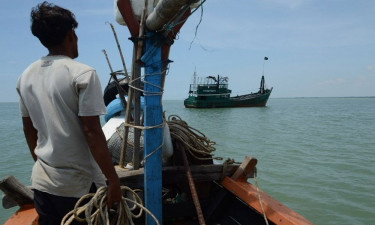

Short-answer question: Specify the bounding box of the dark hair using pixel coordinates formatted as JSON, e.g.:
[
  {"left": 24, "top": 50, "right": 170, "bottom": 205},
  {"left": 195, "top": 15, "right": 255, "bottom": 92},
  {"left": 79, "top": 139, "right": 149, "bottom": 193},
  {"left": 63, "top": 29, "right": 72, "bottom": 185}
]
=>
[{"left": 30, "top": 1, "right": 78, "bottom": 48}]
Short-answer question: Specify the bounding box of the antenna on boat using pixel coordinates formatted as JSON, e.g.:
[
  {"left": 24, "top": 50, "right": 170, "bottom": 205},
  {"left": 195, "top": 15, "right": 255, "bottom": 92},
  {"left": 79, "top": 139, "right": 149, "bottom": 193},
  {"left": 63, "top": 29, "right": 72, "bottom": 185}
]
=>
[{"left": 193, "top": 67, "right": 197, "bottom": 86}]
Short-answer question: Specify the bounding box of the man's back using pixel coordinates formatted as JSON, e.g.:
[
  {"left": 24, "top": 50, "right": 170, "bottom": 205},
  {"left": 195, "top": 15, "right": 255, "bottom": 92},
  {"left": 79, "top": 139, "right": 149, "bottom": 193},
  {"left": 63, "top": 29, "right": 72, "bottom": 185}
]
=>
[{"left": 17, "top": 55, "right": 106, "bottom": 197}]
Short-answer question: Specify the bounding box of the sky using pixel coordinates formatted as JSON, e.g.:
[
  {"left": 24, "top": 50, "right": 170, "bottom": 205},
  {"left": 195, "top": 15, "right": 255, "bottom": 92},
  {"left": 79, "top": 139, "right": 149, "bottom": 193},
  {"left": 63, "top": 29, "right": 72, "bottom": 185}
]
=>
[{"left": 0, "top": 0, "right": 375, "bottom": 102}]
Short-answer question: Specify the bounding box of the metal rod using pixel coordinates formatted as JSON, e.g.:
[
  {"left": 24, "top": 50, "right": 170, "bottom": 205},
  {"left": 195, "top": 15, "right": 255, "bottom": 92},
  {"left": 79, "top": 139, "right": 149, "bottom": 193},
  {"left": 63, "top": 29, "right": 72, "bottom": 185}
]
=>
[{"left": 179, "top": 144, "right": 206, "bottom": 225}]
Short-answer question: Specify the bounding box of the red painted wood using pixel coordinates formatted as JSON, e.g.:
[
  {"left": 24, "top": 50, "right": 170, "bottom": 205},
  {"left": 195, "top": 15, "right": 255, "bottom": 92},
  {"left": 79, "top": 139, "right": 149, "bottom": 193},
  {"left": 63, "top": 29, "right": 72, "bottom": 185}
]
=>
[
  {"left": 4, "top": 205, "right": 38, "bottom": 225},
  {"left": 117, "top": 0, "right": 140, "bottom": 36},
  {"left": 222, "top": 177, "right": 314, "bottom": 225}
]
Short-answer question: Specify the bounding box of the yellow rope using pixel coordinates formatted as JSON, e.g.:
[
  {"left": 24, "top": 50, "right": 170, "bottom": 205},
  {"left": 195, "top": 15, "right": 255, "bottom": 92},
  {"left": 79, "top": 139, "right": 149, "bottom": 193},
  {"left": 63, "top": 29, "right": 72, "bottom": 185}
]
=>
[
  {"left": 61, "top": 186, "right": 159, "bottom": 225},
  {"left": 253, "top": 172, "right": 269, "bottom": 225},
  {"left": 167, "top": 115, "right": 222, "bottom": 161}
]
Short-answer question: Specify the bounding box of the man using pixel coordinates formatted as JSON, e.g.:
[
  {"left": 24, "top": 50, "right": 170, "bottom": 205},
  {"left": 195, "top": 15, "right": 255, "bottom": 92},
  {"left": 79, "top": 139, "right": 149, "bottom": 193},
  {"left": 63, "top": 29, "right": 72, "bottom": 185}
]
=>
[{"left": 16, "top": 2, "right": 122, "bottom": 224}]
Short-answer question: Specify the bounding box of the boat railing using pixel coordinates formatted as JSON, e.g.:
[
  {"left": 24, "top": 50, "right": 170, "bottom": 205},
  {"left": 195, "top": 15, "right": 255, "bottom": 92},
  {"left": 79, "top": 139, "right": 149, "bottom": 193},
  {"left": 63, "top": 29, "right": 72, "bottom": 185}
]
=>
[
  {"left": 189, "top": 84, "right": 229, "bottom": 91},
  {"left": 190, "top": 93, "right": 231, "bottom": 97},
  {"left": 193, "top": 77, "right": 229, "bottom": 85}
]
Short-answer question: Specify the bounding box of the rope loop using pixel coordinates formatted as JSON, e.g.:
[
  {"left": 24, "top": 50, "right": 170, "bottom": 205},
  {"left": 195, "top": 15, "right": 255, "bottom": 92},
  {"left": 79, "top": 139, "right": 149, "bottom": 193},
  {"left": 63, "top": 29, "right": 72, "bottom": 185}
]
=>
[
  {"left": 61, "top": 186, "right": 160, "bottom": 225},
  {"left": 167, "top": 115, "right": 221, "bottom": 161}
]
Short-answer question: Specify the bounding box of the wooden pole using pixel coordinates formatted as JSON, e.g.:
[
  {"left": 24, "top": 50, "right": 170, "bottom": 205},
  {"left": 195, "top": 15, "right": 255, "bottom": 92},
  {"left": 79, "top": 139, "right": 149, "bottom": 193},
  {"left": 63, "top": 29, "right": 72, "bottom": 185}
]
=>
[
  {"left": 107, "top": 22, "right": 129, "bottom": 79},
  {"left": 0, "top": 176, "right": 33, "bottom": 208},
  {"left": 119, "top": 72, "right": 134, "bottom": 168},
  {"left": 143, "top": 31, "right": 163, "bottom": 225},
  {"left": 106, "top": 22, "right": 133, "bottom": 168},
  {"left": 132, "top": 0, "right": 148, "bottom": 171},
  {"left": 102, "top": 49, "right": 128, "bottom": 110},
  {"left": 132, "top": 47, "right": 141, "bottom": 170}
]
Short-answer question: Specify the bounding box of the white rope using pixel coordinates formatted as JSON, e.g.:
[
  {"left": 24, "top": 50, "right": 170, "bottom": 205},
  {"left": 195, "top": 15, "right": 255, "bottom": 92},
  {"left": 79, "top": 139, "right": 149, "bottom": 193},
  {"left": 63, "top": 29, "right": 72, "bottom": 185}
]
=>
[
  {"left": 127, "top": 69, "right": 167, "bottom": 96},
  {"left": 61, "top": 186, "right": 160, "bottom": 225},
  {"left": 116, "top": 120, "right": 165, "bottom": 165}
]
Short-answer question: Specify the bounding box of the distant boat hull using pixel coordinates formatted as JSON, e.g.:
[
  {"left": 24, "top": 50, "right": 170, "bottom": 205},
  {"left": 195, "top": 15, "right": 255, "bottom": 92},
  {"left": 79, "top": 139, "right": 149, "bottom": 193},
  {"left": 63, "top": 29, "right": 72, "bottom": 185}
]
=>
[{"left": 184, "top": 88, "right": 273, "bottom": 108}]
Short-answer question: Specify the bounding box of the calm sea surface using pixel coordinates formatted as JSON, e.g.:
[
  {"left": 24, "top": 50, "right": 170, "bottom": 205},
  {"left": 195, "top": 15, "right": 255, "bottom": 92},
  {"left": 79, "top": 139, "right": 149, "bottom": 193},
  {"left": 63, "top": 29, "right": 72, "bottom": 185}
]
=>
[{"left": 1, "top": 98, "right": 374, "bottom": 224}]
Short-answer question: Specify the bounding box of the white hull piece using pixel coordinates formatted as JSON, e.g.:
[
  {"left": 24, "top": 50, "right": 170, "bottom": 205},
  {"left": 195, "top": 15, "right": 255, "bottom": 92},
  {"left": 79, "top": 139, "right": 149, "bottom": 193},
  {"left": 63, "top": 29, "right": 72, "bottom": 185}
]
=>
[
  {"left": 102, "top": 115, "right": 173, "bottom": 166},
  {"left": 102, "top": 114, "right": 124, "bottom": 141}
]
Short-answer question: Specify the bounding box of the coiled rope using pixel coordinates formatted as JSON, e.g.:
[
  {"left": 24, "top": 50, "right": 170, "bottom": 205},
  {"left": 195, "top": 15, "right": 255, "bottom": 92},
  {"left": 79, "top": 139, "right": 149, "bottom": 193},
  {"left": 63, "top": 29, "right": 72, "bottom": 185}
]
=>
[
  {"left": 167, "top": 115, "right": 222, "bottom": 161},
  {"left": 61, "top": 186, "right": 159, "bottom": 225}
]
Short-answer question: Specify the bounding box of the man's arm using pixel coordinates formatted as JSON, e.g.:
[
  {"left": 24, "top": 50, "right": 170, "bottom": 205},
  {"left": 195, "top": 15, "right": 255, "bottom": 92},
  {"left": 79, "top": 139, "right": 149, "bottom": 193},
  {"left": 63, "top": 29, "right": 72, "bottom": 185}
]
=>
[
  {"left": 22, "top": 117, "right": 38, "bottom": 162},
  {"left": 80, "top": 115, "right": 122, "bottom": 208}
]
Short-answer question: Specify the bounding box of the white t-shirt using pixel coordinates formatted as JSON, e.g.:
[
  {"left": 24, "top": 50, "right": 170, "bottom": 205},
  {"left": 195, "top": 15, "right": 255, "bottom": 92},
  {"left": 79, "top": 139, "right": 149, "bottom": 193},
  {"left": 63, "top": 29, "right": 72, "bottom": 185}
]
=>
[{"left": 16, "top": 55, "right": 107, "bottom": 198}]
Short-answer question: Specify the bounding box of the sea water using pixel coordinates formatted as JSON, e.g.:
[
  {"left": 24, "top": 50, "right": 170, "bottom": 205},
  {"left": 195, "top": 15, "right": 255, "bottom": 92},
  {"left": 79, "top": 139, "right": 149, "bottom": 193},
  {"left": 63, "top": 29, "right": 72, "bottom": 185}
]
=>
[{"left": 1, "top": 98, "right": 374, "bottom": 224}]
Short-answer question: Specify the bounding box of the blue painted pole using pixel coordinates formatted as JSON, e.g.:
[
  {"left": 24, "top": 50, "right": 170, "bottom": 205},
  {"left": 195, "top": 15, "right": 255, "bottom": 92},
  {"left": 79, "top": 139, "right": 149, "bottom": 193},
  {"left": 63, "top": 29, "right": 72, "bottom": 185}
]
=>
[{"left": 143, "top": 32, "right": 163, "bottom": 225}]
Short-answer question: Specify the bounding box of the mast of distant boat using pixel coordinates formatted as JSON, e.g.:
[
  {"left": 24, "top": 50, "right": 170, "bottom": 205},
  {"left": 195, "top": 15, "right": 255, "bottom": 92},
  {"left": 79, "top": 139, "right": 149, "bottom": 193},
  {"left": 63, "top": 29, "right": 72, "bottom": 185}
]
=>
[{"left": 260, "top": 56, "right": 268, "bottom": 94}]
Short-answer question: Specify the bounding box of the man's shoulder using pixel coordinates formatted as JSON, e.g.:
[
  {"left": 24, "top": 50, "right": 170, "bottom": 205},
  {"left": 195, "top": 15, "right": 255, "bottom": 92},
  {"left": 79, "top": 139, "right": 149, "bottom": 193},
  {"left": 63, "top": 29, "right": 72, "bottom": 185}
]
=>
[
  {"left": 18, "top": 59, "right": 43, "bottom": 83},
  {"left": 65, "top": 58, "right": 95, "bottom": 72},
  {"left": 23, "top": 56, "right": 95, "bottom": 73},
  {"left": 62, "top": 58, "right": 97, "bottom": 78}
]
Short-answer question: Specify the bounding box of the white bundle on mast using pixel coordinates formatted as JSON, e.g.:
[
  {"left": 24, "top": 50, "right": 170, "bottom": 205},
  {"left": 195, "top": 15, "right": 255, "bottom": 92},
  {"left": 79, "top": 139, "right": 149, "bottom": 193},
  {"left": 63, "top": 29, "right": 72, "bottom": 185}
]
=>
[
  {"left": 146, "top": 0, "right": 200, "bottom": 30},
  {"left": 114, "top": 0, "right": 200, "bottom": 29},
  {"left": 114, "top": 0, "right": 158, "bottom": 26}
]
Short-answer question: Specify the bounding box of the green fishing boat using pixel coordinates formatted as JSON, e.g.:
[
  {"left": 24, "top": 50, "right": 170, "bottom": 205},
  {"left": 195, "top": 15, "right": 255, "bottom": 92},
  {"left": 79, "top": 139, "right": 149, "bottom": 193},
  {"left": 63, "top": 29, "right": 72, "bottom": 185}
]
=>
[{"left": 184, "top": 72, "right": 273, "bottom": 108}]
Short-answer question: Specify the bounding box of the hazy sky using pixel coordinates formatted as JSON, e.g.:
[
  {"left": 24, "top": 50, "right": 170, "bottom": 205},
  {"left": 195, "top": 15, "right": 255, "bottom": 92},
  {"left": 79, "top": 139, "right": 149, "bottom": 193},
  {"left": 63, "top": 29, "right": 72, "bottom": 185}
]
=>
[{"left": 1, "top": 0, "right": 374, "bottom": 102}]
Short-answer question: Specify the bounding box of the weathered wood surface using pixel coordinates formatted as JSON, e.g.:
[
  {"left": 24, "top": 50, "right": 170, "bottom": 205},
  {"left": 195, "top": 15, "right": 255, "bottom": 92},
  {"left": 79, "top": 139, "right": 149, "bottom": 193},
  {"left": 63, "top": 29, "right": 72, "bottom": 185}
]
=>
[
  {"left": 116, "top": 164, "right": 239, "bottom": 188},
  {"left": 2, "top": 194, "right": 19, "bottom": 209},
  {"left": 231, "top": 156, "right": 257, "bottom": 181},
  {"left": 0, "top": 176, "right": 33, "bottom": 209}
]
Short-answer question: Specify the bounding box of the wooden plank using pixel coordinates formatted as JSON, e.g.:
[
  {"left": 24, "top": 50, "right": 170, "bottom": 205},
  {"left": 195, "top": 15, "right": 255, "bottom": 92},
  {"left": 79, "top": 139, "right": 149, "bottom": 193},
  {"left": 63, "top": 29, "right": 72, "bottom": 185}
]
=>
[
  {"left": 221, "top": 177, "right": 314, "bottom": 225},
  {"left": 231, "top": 156, "right": 257, "bottom": 182},
  {"left": 116, "top": 164, "right": 239, "bottom": 188},
  {"left": 0, "top": 176, "right": 33, "bottom": 208},
  {"left": 204, "top": 155, "right": 255, "bottom": 222},
  {"left": 3, "top": 205, "right": 38, "bottom": 225},
  {"left": 133, "top": 58, "right": 142, "bottom": 170},
  {"left": 3, "top": 193, "right": 24, "bottom": 209},
  {"left": 116, "top": 0, "right": 140, "bottom": 36},
  {"left": 132, "top": 1, "right": 146, "bottom": 169}
]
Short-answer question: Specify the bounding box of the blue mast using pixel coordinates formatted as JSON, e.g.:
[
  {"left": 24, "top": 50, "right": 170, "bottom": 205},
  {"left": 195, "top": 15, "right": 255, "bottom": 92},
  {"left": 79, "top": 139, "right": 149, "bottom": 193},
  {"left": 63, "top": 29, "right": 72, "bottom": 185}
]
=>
[{"left": 142, "top": 32, "right": 163, "bottom": 225}]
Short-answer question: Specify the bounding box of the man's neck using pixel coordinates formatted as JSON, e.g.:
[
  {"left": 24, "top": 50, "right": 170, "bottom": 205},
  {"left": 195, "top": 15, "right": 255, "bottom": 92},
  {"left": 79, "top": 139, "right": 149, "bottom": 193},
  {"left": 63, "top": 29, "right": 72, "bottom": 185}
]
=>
[{"left": 48, "top": 46, "right": 72, "bottom": 58}]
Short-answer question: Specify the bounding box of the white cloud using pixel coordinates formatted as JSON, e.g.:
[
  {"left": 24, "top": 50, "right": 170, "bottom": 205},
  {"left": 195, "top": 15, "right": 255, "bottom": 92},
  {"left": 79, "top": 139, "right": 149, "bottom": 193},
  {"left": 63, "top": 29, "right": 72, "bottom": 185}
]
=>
[
  {"left": 319, "top": 78, "right": 346, "bottom": 86},
  {"left": 367, "top": 64, "right": 375, "bottom": 71},
  {"left": 355, "top": 74, "right": 375, "bottom": 83}
]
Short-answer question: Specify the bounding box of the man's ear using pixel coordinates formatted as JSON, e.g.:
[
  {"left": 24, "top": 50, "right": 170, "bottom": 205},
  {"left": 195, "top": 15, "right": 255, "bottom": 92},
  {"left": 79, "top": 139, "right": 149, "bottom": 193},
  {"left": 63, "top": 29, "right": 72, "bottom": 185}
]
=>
[{"left": 66, "top": 29, "right": 75, "bottom": 42}]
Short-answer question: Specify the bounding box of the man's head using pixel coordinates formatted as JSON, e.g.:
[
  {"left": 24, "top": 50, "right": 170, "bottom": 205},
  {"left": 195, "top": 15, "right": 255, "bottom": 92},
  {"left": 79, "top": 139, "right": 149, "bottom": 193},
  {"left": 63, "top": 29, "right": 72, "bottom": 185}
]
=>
[{"left": 31, "top": 1, "right": 78, "bottom": 54}]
